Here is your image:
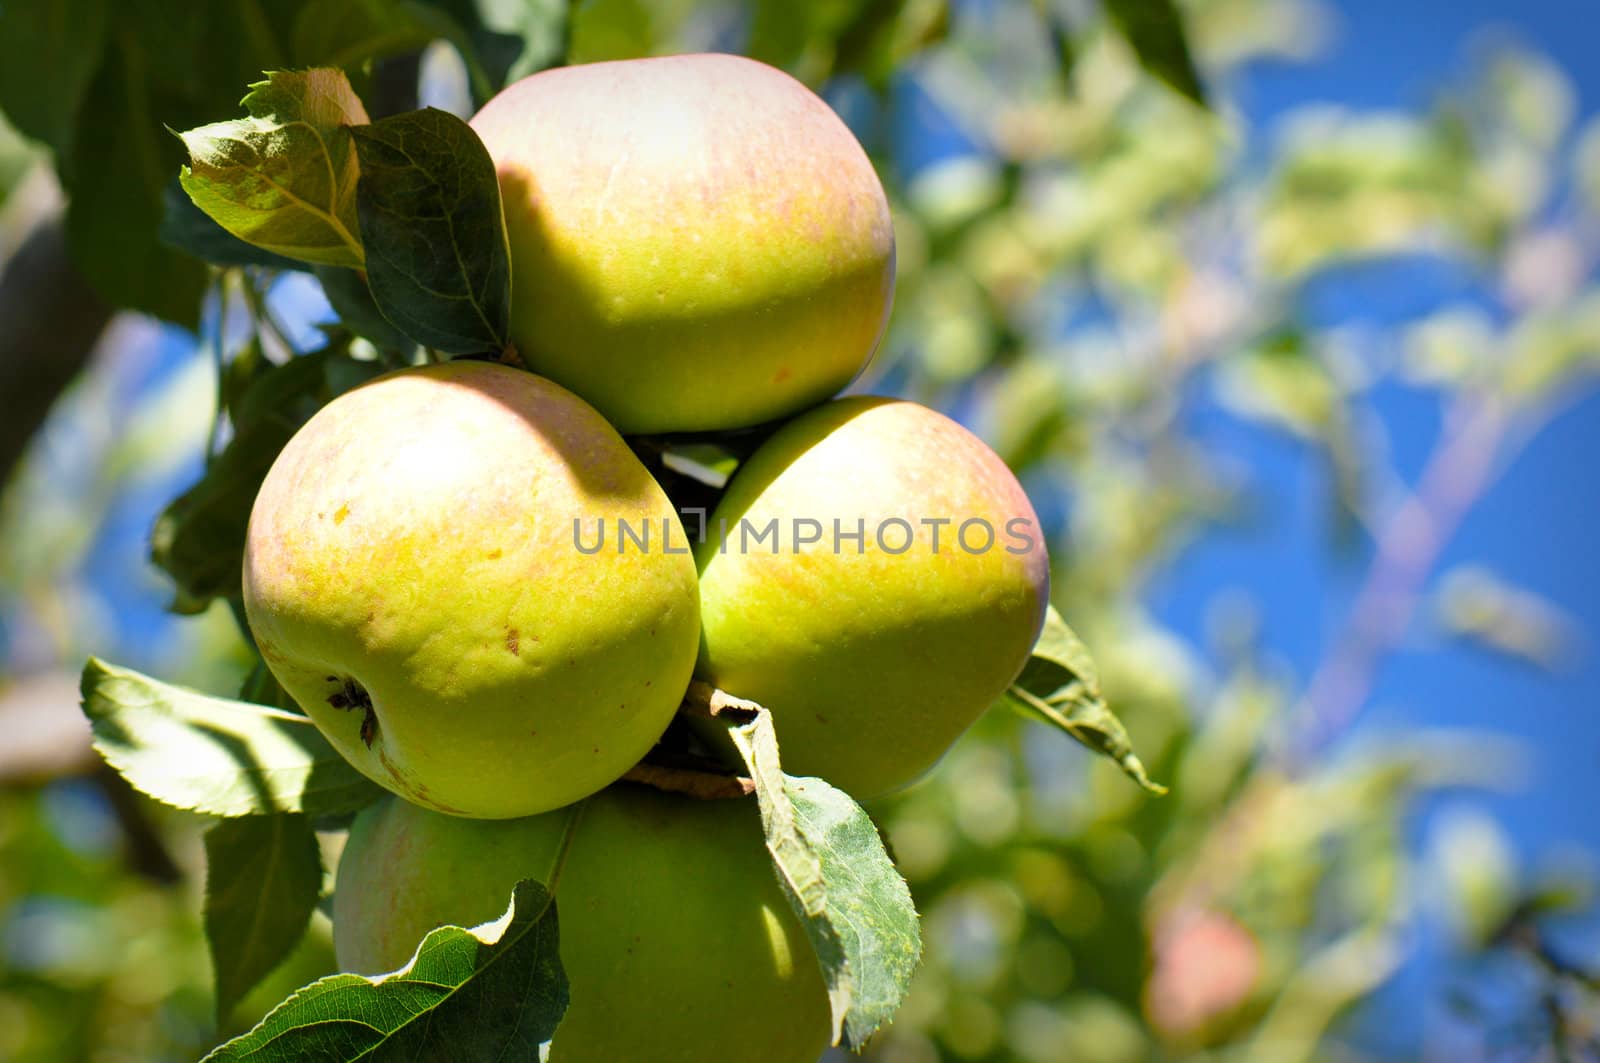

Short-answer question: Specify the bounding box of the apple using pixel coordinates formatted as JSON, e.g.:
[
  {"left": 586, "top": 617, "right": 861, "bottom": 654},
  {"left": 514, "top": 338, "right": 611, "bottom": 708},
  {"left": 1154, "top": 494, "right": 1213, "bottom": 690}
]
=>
[
  {"left": 469, "top": 53, "right": 895, "bottom": 434},
  {"left": 334, "top": 785, "right": 832, "bottom": 1062},
  {"left": 242, "top": 361, "right": 701, "bottom": 819},
  {"left": 694, "top": 397, "right": 1050, "bottom": 797}
]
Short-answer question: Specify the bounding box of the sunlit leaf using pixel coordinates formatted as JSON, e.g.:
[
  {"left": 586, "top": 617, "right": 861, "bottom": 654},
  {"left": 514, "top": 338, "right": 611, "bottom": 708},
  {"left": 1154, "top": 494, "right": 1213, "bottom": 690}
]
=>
[
  {"left": 80, "top": 657, "right": 383, "bottom": 817},
  {"left": 180, "top": 69, "right": 370, "bottom": 269},
  {"left": 712, "top": 689, "right": 922, "bottom": 1048},
  {"left": 1003, "top": 606, "right": 1166, "bottom": 793},
  {"left": 204, "top": 880, "right": 566, "bottom": 1062},
  {"left": 159, "top": 178, "right": 306, "bottom": 271}
]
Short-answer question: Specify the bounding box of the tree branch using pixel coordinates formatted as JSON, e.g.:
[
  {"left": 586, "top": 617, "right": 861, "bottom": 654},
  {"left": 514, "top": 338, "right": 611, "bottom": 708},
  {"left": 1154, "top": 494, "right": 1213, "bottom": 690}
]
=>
[{"left": 0, "top": 211, "right": 113, "bottom": 486}]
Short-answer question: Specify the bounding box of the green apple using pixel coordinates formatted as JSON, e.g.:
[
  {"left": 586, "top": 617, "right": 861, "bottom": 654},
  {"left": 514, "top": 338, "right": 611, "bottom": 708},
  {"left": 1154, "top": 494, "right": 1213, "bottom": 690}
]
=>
[
  {"left": 694, "top": 397, "right": 1050, "bottom": 797},
  {"left": 242, "top": 361, "right": 700, "bottom": 819},
  {"left": 334, "top": 785, "right": 832, "bottom": 1063},
  {"left": 469, "top": 53, "right": 895, "bottom": 434}
]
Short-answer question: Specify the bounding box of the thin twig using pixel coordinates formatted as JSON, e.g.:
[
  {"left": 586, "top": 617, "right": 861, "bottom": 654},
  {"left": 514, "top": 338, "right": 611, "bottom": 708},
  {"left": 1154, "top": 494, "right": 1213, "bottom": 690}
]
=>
[
  {"left": 621, "top": 763, "right": 754, "bottom": 799},
  {"left": 1282, "top": 396, "right": 1512, "bottom": 768}
]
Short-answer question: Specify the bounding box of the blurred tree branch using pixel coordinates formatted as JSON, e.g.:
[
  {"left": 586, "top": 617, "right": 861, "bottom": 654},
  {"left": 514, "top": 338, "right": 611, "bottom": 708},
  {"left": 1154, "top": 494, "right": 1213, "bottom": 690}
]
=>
[
  {"left": 1286, "top": 396, "right": 1513, "bottom": 765},
  {"left": 0, "top": 209, "right": 112, "bottom": 486}
]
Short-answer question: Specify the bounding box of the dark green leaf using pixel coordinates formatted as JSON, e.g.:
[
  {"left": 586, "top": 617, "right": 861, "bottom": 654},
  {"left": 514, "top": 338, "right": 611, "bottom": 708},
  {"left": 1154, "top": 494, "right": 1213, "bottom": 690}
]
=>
[
  {"left": 718, "top": 691, "right": 922, "bottom": 1049},
  {"left": 290, "top": 0, "right": 499, "bottom": 105},
  {"left": 204, "top": 880, "right": 567, "bottom": 1062},
  {"left": 461, "top": 0, "right": 570, "bottom": 84},
  {"left": 314, "top": 265, "right": 418, "bottom": 354},
  {"left": 0, "top": 0, "right": 111, "bottom": 158},
  {"left": 1033, "top": 0, "right": 1078, "bottom": 86},
  {"left": 351, "top": 107, "right": 512, "bottom": 355},
  {"left": 80, "top": 657, "right": 384, "bottom": 817},
  {"left": 1003, "top": 605, "right": 1167, "bottom": 793},
  {"left": 45, "top": 2, "right": 308, "bottom": 322},
  {"left": 159, "top": 178, "right": 307, "bottom": 271},
  {"left": 831, "top": 0, "right": 949, "bottom": 88},
  {"left": 205, "top": 814, "right": 323, "bottom": 1024},
  {"left": 180, "top": 69, "right": 370, "bottom": 269},
  {"left": 152, "top": 347, "right": 385, "bottom": 612},
  {"left": 1103, "top": 0, "right": 1206, "bottom": 106},
  {"left": 66, "top": 43, "right": 207, "bottom": 324}
]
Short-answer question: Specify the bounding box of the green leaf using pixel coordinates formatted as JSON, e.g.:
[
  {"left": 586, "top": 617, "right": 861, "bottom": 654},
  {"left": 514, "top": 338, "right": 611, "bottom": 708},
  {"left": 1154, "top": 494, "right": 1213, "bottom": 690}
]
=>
[
  {"left": 718, "top": 692, "right": 921, "bottom": 1049},
  {"left": 660, "top": 442, "right": 742, "bottom": 489},
  {"left": 80, "top": 657, "right": 384, "bottom": 817},
  {"left": 1003, "top": 606, "right": 1167, "bottom": 793},
  {"left": 0, "top": 0, "right": 111, "bottom": 158},
  {"left": 152, "top": 346, "right": 386, "bottom": 612},
  {"left": 290, "top": 0, "right": 500, "bottom": 105},
  {"left": 1214, "top": 327, "right": 1339, "bottom": 439},
  {"left": 830, "top": 0, "right": 950, "bottom": 88},
  {"left": 567, "top": 0, "right": 656, "bottom": 64},
  {"left": 351, "top": 107, "right": 512, "bottom": 355},
  {"left": 460, "top": 0, "right": 571, "bottom": 83},
  {"left": 313, "top": 265, "right": 418, "bottom": 354},
  {"left": 67, "top": 40, "right": 207, "bottom": 324},
  {"left": 204, "top": 880, "right": 567, "bottom": 1062},
  {"left": 159, "top": 178, "right": 307, "bottom": 271},
  {"left": 1103, "top": 0, "right": 1206, "bottom": 106},
  {"left": 204, "top": 814, "right": 323, "bottom": 1024},
  {"left": 5, "top": 3, "right": 309, "bottom": 321},
  {"left": 1033, "top": 0, "right": 1078, "bottom": 87},
  {"left": 240, "top": 657, "right": 303, "bottom": 714},
  {"left": 179, "top": 68, "right": 370, "bottom": 269}
]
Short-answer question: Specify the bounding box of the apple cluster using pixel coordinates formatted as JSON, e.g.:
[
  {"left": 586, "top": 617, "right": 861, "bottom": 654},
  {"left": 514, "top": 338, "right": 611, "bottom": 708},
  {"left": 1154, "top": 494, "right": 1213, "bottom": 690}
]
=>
[{"left": 242, "top": 54, "right": 1049, "bottom": 1061}]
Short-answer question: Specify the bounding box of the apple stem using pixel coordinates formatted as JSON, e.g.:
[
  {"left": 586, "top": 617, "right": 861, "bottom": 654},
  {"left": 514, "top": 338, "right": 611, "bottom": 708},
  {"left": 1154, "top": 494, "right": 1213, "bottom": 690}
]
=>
[
  {"left": 622, "top": 762, "right": 754, "bottom": 800},
  {"left": 679, "top": 680, "right": 763, "bottom": 724}
]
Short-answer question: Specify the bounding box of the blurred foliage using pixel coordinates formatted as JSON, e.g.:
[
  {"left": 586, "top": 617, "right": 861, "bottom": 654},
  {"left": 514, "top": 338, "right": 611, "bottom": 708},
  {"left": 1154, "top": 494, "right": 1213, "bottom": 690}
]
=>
[{"left": 3, "top": 0, "right": 1600, "bottom": 1060}]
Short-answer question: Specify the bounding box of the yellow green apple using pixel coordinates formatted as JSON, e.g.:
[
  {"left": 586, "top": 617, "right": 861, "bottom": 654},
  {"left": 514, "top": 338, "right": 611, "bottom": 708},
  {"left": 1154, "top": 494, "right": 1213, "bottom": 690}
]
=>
[
  {"left": 242, "top": 361, "right": 700, "bottom": 819},
  {"left": 334, "top": 785, "right": 831, "bottom": 1063},
  {"left": 694, "top": 397, "right": 1050, "bottom": 797},
  {"left": 469, "top": 53, "right": 895, "bottom": 434}
]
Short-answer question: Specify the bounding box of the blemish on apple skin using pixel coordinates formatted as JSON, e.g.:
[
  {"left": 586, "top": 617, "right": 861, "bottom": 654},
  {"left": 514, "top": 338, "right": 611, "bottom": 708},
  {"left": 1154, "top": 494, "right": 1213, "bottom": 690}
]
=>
[
  {"left": 381, "top": 752, "right": 468, "bottom": 815},
  {"left": 487, "top": 548, "right": 503, "bottom": 560},
  {"left": 506, "top": 628, "right": 520, "bottom": 655},
  {"left": 333, "top": 504, "right": 350, "bottom": 525},
  {"left": 773, "top": 366, "right": 793, "bottom": 384}
]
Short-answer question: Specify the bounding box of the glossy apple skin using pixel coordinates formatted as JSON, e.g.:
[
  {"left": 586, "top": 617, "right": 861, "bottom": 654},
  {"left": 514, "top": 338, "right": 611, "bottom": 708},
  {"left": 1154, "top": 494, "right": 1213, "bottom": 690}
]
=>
[
  {"left": 694, "top": 397, "right": 1050, "bottom": 797},
  {"left": 469, "top": 53, "right": 895, "bottom": 434},
  {"left": 334, "top": 786, "right": 831, "bottom": 1063},
  {"left": 242, "top": 361, "right": 700, "bottom": 819}
]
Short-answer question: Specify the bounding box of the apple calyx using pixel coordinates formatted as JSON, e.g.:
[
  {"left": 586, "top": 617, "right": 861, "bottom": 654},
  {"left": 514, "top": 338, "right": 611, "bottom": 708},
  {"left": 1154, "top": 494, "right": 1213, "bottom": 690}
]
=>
[{"left": 324, "top": 675, "right": 379, "bottom": 748}]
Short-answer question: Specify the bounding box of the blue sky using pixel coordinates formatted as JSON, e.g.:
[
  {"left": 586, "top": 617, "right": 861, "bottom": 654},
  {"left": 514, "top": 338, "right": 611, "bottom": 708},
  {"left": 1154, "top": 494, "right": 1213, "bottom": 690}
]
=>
[
  {"left": 1197, "top": 0, "right": 1600, "bottom": 868},
  {"left": 1168, "top": 0, "right": 1600, "bottom": 1049}
]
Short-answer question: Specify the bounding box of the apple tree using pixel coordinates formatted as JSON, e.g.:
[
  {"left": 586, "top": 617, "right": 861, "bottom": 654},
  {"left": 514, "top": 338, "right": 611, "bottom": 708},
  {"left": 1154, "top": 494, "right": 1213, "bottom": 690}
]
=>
[{"left": 1, "top": 1, "right": 1597, "bottom": 1061}]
